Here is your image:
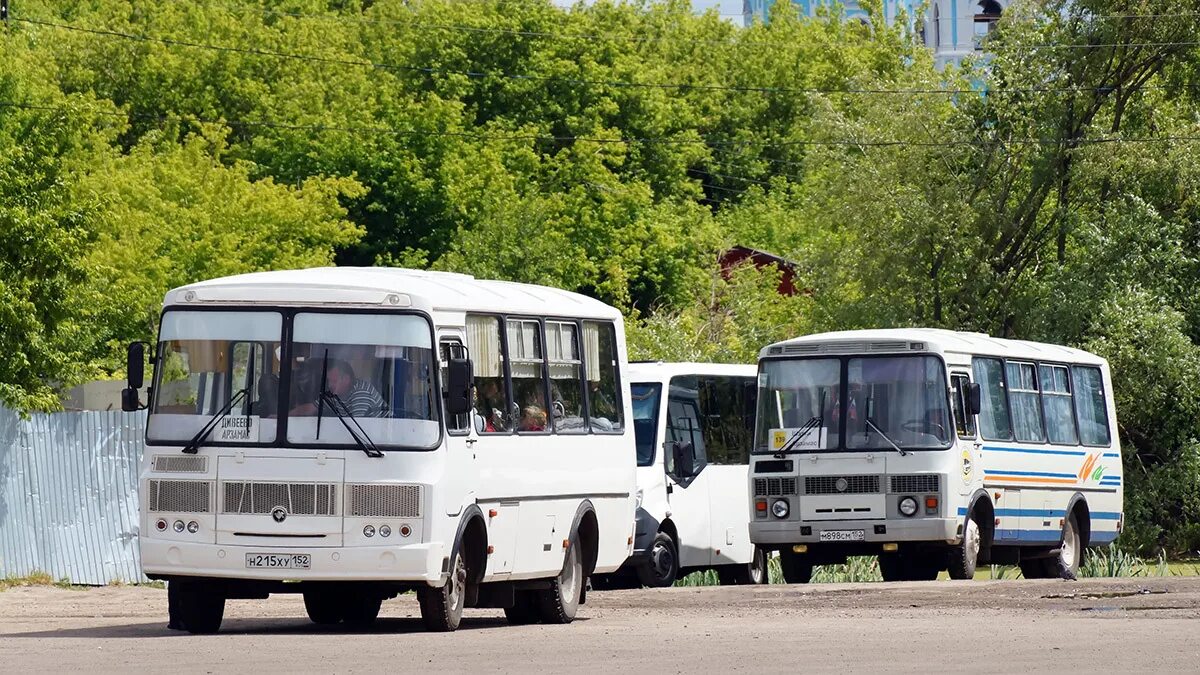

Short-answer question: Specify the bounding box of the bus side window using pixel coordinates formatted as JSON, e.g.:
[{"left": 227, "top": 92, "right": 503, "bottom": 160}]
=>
[
  {"left": 466, "top": 314, "right": 511, "bottom": 434},
  {"left": 950, "top": 373, "right": 976, "bottom": 439},
  {"left": 1039, "top": 364, "right": 1078, "bottom": 445},
  {"left": 1072, "top": 365, "right": 1111, "bottom": 446},
  {"left": 583, "top": 321, "right": 624, "bottom": 432},
  {"left": 972, "top": 357, "right": 1012, "bottom": 441}
]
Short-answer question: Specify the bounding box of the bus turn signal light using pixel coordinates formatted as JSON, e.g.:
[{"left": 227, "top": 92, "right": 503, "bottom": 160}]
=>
[
  {"left": 755, "top": 500, "right": 767, "bottom": 512},
  {"left": 925, "top": 497, "right": 938, "bottom": 509}
]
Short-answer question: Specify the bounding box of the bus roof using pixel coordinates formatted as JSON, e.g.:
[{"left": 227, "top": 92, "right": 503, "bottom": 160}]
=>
[
  {"left": 761, "top": 328, "right": 1106, "bottom": 366},
  {"left": 162, "top": 267, "right": 622, "bottom": 320},
  {"left": 627, "top": 361, "right": 756, "bottom": 383}
]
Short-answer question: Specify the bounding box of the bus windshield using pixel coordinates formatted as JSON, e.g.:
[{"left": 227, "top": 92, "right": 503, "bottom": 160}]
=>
[
  {"left": 148, "top": 309, "right": 439, "bottom": 449},
  {"left": 755, "top": 355, "right": 951, "bottom": 453},
  {"left": 631, "top": 383, "right": 662, "bottom": 467},
  {"left": 286, "top": 313, "right": 439, "bottom": 448}
]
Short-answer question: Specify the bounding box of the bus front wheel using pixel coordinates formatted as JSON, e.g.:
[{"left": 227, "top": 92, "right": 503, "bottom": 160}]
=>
[
  {"left": 718, "top": 546, "right": 770, "bottom": 585},
  {"left": 947, "top": 511, "right": 982, "bottom": 580},
  {"left": 779, "top": 549, "right": 813, "bottom": 584},
  {"left": 418, "top": 548, "right": 467, "bottom": 632},
  {"left": 637, "top": 532, "right": 679, "bottom": 587},
  {"left": 170, "top": 580, "right": 225, "bottom": 634}
]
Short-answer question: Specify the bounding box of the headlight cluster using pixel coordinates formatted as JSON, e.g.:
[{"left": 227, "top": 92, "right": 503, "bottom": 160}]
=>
[
  {"left": 771, "top": 499, "right": 790, "bottom": 519},
  {"left": 157, "top": 518, "right": 200, "bottom": 534},
  {"left": 363, "top": 523, "right": 412, "bottom": 538},
  {"left": 898, "top": 496, "right": 919, "bottom": 517}
]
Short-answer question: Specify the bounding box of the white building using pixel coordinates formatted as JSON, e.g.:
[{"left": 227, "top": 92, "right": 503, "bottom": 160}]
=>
[{"left": 743, "top": 0, "right": 1008, "bottom": 67}]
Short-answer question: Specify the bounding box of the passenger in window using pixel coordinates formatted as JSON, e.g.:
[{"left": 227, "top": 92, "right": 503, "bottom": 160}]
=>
[
  {"left": 476, "top": 379, "right": 507, "bottom": 431},
  {"left": 519, "top": 405, "right": 547, "bottom": 432},
  {"left": 290, "top": 359, "right": 389, "bottom": 418}
]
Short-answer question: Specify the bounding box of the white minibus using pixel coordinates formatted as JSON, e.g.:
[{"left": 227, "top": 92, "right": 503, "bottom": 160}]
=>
[
  {"left": 748, "top": 329, "right": 1121, "bottom": 582},
  {"left": 599, "top": 363, "right": 767, "bottom": 587},
  {"left": 122, "top": 268, "right": 635, "bottom": 632}
]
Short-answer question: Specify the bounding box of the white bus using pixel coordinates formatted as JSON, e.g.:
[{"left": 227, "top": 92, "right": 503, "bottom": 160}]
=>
[
  {"left": 748, "top": 329, "right": 1121, "bottom": 582},
  {"left": 598, "top": 363, "right": 767, "bottom": 587},
  {"left": 122, "top": 268, "right": 635, "bottom": 633}
]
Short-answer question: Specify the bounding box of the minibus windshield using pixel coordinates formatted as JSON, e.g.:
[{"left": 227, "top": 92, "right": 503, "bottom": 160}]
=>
[{"left": 755, "top": 355, "right": 951, "bottom": 453}]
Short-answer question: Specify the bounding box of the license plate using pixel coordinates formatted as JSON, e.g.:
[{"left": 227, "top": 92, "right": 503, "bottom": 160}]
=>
[
  {"left": 245, "top": 553, "right": 311, "bottom": 569},
  {"left": 819, "top": 529, "right": 865, "bottom": 542}
]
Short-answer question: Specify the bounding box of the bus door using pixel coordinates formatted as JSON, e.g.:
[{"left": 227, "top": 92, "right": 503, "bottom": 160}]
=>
[
  {"left": 440, "top": 334, "right": 479, "bottom": 516},
  {"left": 663, "top": 383, "right": 712, "bottom": 569},
  {"left": 950, "top": 371, "right": 982, "bottom": 497}
]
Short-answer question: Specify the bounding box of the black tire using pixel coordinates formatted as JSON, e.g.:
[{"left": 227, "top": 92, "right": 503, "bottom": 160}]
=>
[
  {"left": 718, "top": 546, "right": 770, "bottom": 585},
  {"left": 418, "top": 547, "right": 467, "bottom": 632},
  {"left": 503, "top": 590, "right": 541, "bottom": 625},
  {"left": 303, "top": 590, "right": 344, "bottom": 625},
  {"left": 947, "top": 510, "right": 982, "bottom": 580},
  {"left": 879, "top": 553, "right": 906, "bottom": 582},
  {"left": 342, "top": 594, "right": 383, "bottom": 628},
  {"left": 636, "top": 532, "right": 679, "bottom": 588},
  {"left": 880, "top": 554, "right": 939, "bottom": 582},
  {"left": 1021, "top": 510, "right": 1083, "bottom": 580},
  {"left": 538, "top": 535, "right": 584, "bottom": 624},
  {"left": 779, "top": 549, "right": 813, "bottom": 584},
  {"left": 172, "top": 581, "right": 226, "bottom": 634}
]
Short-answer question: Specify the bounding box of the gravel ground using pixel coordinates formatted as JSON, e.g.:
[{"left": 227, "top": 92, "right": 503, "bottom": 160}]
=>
[{"left": 2, "top": 577, "right": 1198, "bottom": 673}]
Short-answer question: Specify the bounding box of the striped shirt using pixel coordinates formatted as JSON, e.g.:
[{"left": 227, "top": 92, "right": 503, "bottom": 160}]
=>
[{"left": 323, "top": 380, "right": 388, "bottom": 418}]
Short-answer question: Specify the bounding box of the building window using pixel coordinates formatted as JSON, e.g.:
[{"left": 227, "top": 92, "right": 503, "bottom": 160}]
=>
[{"left": 974, "top": 0, "right": 1003, "bottom": 50}]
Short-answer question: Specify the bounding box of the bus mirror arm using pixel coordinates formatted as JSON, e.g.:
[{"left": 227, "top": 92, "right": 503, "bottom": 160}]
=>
[{"left": 967, "top": 383, "right": 982, "bottom": 416}]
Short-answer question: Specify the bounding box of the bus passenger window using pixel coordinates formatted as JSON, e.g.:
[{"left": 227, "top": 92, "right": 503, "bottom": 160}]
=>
[
  {"left": 1072, "top": 365, "right": 1111, "bottom": 446},
  {"left": 507, "top": 319, "right": 548, "bottom": 434},
  {"left": 547, "top": 321, "right": 586, "bottom": 434},
  {"left": 972, "top": 357, "right": 1012, "bottom": 441},
  {"left": 1039, "top": 364, "right": 1078, "bottom": 444},
  {"left": 584, "top": 321, "right": 624, "bottom": 432},
  {"left": 467, "top": 315, "right": 511, "bottom": 433},
  {"left": 1006, "top": 361, "right": 1045, "bottom": 442}
]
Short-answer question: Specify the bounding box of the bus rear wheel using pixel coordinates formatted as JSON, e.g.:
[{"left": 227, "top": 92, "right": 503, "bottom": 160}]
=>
[
  {"left": 303, "top": 590, "right": 344, "bottom": 625},
  {"left": 418, "top": 548, "right": 467, "bottom": 632},
  {"left": 718, "top": 546, "right": 770, "bottom": 585},
  {"left": 1020, "top": 511, "right": 1082, "bottom": 580},
  {"left": 880, "top": 553, "right": 940, "bottom": 582},
  {"left": 537, "top": 535, "right": 584, "bottom": 624},
  {"left": 171, "top": 581, "right": 226, "bottom": 634}
]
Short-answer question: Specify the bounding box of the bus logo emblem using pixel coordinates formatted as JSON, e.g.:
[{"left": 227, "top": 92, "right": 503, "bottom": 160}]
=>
[
  {"left": 835, "top": 477, "right": 849, "bottom": 493},
  {"left": 271, "top": 506, "right": 288, "bottom": 523}
]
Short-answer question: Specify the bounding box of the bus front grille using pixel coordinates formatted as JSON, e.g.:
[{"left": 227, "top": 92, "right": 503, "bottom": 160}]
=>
[
  {"left": 148, "top": 480, "right": 212, "bottom": 513},
  {"left": 804, "top": 475, "right": 881, "bottom": 495},
  {"left": 889, "top": 474, "right": 940, "bottom": 494},
  {"left": 221, "top": 482, "right": 338, "bottom": 516},
  {"left": 152, "top": 455, "right": 208, "bottom": 473},
  {"left": 753, "top": 477, "right": 798, "bottom": 497},
  {"left": 347, "top": 484, "right": 422, "bottom": 518}
]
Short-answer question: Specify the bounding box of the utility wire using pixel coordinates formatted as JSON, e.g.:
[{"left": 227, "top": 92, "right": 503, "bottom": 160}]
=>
[{"left": 11, "top": 16, "right": 1200, "bottom": 97}]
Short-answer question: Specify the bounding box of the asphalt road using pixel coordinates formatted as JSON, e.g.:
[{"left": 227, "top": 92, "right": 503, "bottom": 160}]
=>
[{"left": 2, "top": 577, "right": 1198, "bottom": 672}]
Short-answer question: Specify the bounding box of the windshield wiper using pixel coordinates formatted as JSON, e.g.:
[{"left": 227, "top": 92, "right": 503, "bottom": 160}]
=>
[
  {"left": 181, "top": 389, "right": 248, "bottom": 454},
  {"left": 864, "top": 417, "right": 909, "bottom": 457},
  {"left": 319, "top": 390, "right": 383, "bottom": 458}
]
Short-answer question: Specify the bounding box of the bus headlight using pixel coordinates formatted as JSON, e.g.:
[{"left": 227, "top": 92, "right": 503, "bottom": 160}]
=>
[
  {"left": 771, "top": 499, "right": 790, "bottom": 519},
  {"left": 363, "top": 525, "right": 376, "bottom": 538},
  {"left": 899, "top": 496, "right": 919, "bottom": 517}
]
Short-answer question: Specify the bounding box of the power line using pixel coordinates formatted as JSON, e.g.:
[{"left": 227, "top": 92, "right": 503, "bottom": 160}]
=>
[{"left": 12, "top": 16, "right": 1199, "bottom": 98}]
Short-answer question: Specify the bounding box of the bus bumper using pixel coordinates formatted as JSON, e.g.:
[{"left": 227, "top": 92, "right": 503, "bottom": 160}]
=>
[
  {"left": 751, "top": 517, "right": 960, "bottom": 546},
  {"left": 141, "top": 539, "right": 446, "bottom": 583}
]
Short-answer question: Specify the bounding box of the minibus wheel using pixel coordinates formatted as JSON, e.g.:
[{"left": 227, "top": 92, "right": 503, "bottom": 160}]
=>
[
  {"left": 172, "top": 581, "right": 225, "bottom": 634},
  {"left": 636, "top": 532, "right": 679, "bottom": 587},
  {"left": 718, "top": 546, "right": 770, "bottom": 585},
  {"left": 418, "top": 548, "right": 467, "bottom": 632},
  {"left": 302, "top": 589, "right": 344, "bottom": 625},
  {"left": 538, "top": 534, "right": 584, "bottom": 623},
  {"left": 342, "top": 594, "right": 383, "bottom": 628},
  {"left": 779, "top": 549, "right": 813, "bottom": 584},
  {"left": 947, "top": 512, "right": 982, "bottom": 580}
]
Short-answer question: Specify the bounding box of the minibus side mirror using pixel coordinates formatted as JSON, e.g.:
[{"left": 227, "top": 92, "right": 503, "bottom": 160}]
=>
[
  {"left": 127, "top": 342, "right": 146, "bottom": 389},
  {"left": 121, "top": 388, "right": 142, "bottom": 413},
  {"left": 446, "top": 357, "right": 473, "bottom": 416},
  {"left": 967, "top": 383, "right": 982, "bottom": 416}
]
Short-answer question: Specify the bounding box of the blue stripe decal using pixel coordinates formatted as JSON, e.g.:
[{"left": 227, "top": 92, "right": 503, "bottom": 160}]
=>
[
  {"left": 995, "top": 529, "right": 1060, "bottom": 542},
  {"left": 982, "top": 445, "right": 1088, "bottom": 457},
  {"left": 1091, "top": 531, "right": 1119, "bottom": 543},
  {"left": 957, "top": 508, "right": 1122, "bottom": 520},
  {"left": 1102, "top": 453, "right": 1120, "bottom": 458},
  {"left": 984, "top": 469, "right": 1077, "bottom": 479}
]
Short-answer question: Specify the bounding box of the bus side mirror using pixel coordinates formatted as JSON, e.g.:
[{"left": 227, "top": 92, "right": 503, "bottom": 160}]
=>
[
  {"left": 127, "top": 342, "right": 146, "bottom": 389},
  {"left": 967, "top": 383, "right": 982, "bottom": 416},
  {"left": 673, "top": 441, "right": 695, "bottom": 478},
  {"left": 446, "top": 357, "right": 473, "bottom": 416},
  {"left": 121, "top": 388, "right": 142, "bottom": 412}
]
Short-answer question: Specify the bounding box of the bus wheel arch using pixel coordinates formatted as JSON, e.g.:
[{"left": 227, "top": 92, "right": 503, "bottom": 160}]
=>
[
  {"left": 570, "top": 501, "right": 600, "bottom": 580},
  {"left": 1066, "top": 494, "right": 1092, "bottom": 550},
  {"left": 970, "top": 491, "right": 996, "bottom": 558},
  {"left": 457, "top": 506, "right": 489, "bottom": 589},
  {"left": 949, "top": 492, "right": 994, "bottom": 579}
]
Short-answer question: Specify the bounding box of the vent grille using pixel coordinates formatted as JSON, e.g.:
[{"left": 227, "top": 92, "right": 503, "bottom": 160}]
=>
[
  {"left": 148, "top": 480, "right": 211, "bottom": 513},
  {"left": 890, "top": 474, "right": 941, "bottom": 494},
  {"left": 348, "top": 484, "right": 422, "bottom": 518},
  {"left": 221, "top": 482, "right": 337, "bottom": 516},
  {"left": 152, "top": 455, "right": 208, "bottom": 473},
  {"left": 753, "top": 477, "right": 797, "bottom": 497},
  {"left": 805, "top": 475, "right": 881, "bottom": 495},
  {"left": 780, "top": 341, "right": 912, "bottom": 355}
]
